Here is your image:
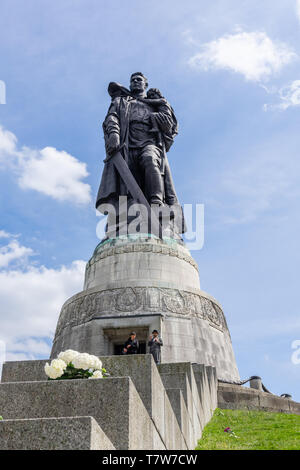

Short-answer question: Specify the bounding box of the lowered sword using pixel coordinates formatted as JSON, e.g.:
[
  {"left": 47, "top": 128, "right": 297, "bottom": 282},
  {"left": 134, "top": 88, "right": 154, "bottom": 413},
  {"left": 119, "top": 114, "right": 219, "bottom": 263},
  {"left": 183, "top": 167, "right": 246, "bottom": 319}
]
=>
[{"left": 103, "top": 145, "right": 162, "bottom": 238}]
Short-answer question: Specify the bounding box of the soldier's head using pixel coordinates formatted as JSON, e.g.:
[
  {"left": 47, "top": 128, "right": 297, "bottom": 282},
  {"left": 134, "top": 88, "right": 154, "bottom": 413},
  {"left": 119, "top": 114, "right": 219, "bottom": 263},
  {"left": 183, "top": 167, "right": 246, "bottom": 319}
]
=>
[
  {"left": 130, "top": 331, "right": 136, "bottom": 340},
  {"left": 152, "top": 329, "right": 159, "bottom": 337},
  {"left": 130, "top": 72, "right": 148, "bottom": 94}
]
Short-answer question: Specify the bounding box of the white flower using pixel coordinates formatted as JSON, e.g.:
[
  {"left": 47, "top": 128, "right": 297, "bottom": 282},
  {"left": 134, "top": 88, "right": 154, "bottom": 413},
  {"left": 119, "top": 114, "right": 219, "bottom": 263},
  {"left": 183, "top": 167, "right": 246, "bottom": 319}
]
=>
[
  {"left": 51, "top": 358, "right": 67, "bottom": 369},
  {"left": 88, "top": 355, "right": 102, "bottom": 371},
  {"left": 72, "top": 353, "right": 93, "bottom": 370},
  {"left": 72, "top": 352, "right": 102, "bottom": 371},
  {"left": 58, "top": 349, "right": 79, "bottom": 365},
  {"left": 89, "top": 370, "right": 103, "bottom": 379},
  {"left": 44, "top": 359, "right": 67, "bottom": 379}
]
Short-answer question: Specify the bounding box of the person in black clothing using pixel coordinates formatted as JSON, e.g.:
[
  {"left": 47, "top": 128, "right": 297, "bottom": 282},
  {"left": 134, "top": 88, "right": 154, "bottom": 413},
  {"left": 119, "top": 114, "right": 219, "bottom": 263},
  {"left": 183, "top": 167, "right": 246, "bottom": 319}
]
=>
[
  {"left": 148, "top": 329, "right": 163, "bottom": 364},
  {"left": 122, "top": 332, "right": 139, "bottom": 355}
]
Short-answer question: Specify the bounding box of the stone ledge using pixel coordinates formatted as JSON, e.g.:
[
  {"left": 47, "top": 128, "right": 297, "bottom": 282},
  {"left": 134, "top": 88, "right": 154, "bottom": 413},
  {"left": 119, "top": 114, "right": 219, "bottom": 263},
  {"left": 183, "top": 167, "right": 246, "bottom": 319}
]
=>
[
  {"left": 89, "top": 241, "right": 199, "bottom": 271},
  {"left": 218, "top": 383, "right": 300, "bottom": 414},
  {"left": 0, "top": 416, "right": 115, "bottom": 450},
  {"left": 1, "top": 359, "right": 48, "bottom": 383}
]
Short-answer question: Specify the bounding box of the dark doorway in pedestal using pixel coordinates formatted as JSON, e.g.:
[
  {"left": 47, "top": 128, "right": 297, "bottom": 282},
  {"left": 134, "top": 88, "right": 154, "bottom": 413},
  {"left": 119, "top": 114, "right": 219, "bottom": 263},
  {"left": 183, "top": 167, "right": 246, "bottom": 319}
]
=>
[
  {"left": 103, "top": 326, "right": 149, "bottom": 356},
  {"left": 114, "top": 342, "right": 146, "bottom": 355}
]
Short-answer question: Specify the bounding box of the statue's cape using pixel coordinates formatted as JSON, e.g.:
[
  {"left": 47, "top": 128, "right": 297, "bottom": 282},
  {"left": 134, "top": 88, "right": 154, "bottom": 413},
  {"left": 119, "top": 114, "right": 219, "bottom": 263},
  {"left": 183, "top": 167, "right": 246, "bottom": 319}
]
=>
[
  {"left": 95, "top": 95, "right": 179, "bottom": 210},
  {"left": 107, "top": 82, "right": 132, "bottom": 99}
]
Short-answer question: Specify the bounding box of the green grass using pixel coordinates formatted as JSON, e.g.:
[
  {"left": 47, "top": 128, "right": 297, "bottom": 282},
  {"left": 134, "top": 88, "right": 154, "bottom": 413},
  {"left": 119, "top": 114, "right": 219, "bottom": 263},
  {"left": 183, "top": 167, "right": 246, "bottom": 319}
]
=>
[{"left": 196, "top": 408, "right": 300, "bottom": 450}]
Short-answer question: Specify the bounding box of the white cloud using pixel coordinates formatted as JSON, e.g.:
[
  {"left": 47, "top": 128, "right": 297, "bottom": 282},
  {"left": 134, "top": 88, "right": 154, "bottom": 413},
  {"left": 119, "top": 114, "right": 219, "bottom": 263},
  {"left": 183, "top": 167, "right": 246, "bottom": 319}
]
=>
[
  {"left": 8, "top": 338, "right": 51, "bottom": 355},
  {"left": 19, "top": 146, "right": 91, "bottom": 204},
  {"left": 0, "top": 126, "right": 18, "bottom": 163},
  {"left": 0, "top": 231, "right": 86, "bottom": 361},
  {"left": 0, "top": 259, "right": 86, "bottom": 355},
  {"left": 189, "top": 31, "right": 296, "bottom": 82},
  {"left": 0, "top": 230, "right": 14, "bottom": 239},
  {"left": 264, "top": 80, "right": 300, "bottom": 111},
  {"left": 0, "top": 240, "right": 34, "bottom": 268},
  {"left": 4, "top": 352, "right": 37, "bottom": 362},
  {"left": 0, "top": 125, "right": 91, "bottom": 205}
]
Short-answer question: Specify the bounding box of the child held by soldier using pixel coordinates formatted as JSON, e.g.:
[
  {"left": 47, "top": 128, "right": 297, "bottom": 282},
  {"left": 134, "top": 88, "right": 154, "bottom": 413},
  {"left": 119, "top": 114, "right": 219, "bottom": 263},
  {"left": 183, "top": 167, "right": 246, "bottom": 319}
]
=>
[{"left": 139, "top": 88, "right": 173, "bottom": 147}]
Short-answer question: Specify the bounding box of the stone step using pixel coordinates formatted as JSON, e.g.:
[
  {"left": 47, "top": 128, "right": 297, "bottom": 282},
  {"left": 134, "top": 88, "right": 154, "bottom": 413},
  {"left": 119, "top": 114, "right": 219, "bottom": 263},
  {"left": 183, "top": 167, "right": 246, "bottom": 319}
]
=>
[
  {"left": 1, "top": 354, "right": 188, "bottom": 449},
  {"left": 0, "top": 416, "right": 115, "bottom": 450},
  {"left": 159, "top": 372, "right": 198, "bottom": 445},
  {"left": 165, "top": 388, "right": 194, "bottom": 450},
  {"left": 192, "top": 364, "right": 218, "bottom": 424},
  {"left": 1, "top": 356, "right": 216, "bottom": 449},
  {"left": 158, "top": 362, "right": 216, "bottom": 435},
  {"left": 204, "top": 365, "right": 218, "bottom": 410},
  {"left": 0, "top": 376, "right": 159, "bottom": 450},
  {"left": 1, "top": 355, "right": 165, "bottom": 429}
]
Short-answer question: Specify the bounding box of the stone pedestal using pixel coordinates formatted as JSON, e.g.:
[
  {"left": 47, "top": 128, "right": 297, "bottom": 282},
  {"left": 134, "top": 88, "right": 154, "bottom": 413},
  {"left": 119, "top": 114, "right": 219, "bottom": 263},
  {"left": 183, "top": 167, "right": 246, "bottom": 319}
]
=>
[{"left": 51, "top": 235, "right": 240, "bottom": 382}]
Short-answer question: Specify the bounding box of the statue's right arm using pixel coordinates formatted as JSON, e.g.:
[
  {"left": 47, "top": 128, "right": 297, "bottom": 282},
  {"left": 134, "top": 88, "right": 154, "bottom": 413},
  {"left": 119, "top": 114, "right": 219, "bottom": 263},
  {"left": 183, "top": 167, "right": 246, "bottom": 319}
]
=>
[{"left": 103, "top": 100, "right": 120, "bottom": 135}]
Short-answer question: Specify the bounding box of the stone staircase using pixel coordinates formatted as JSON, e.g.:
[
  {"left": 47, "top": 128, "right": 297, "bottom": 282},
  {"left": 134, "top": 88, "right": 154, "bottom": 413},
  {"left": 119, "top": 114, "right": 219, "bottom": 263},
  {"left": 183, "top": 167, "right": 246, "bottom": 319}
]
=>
[{"left": 0, "top": 354, "right": 218, "bottom": 450}]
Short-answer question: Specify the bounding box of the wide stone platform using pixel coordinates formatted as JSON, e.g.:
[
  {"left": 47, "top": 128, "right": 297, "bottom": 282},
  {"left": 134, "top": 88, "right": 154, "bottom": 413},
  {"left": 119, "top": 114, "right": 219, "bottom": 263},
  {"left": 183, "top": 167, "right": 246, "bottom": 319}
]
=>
[
  {"left": 0, "top": 355, "right": 218, "bottom": 450},
  {"left": 50, "top": 235, "right": 240, "bottom": 383}
]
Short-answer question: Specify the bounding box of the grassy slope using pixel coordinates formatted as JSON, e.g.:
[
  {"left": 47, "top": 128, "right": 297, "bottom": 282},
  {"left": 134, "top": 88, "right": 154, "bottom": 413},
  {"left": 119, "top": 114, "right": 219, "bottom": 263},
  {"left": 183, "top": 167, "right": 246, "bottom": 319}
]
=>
[{"left": 196, "top": 408, "right": 300, "bottom": 450}]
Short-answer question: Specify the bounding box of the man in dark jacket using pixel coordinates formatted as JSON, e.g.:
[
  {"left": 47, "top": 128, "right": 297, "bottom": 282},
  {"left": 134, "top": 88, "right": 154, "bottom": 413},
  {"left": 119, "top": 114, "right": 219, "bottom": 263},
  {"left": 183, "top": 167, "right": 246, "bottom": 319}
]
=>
[
  {"left": 148, "top": 329, "right": 163, "bottom": 364},
  {"left": 123, "top": 332, "right": 139, "bottom": 355}
]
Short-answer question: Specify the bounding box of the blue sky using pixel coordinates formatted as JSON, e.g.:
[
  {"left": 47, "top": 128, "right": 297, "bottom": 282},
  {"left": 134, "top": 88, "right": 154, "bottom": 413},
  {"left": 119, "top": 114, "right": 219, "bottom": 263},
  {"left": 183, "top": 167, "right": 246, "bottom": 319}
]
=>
[{"left": 0, "top": 0, "right": 300, "bottom": 400}]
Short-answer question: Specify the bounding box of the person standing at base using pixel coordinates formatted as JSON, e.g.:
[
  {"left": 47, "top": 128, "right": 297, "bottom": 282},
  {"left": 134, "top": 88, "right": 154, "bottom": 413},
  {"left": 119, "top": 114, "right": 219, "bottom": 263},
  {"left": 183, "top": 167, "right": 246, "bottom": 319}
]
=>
[
  {"left": 122, "top": 332, "right": 139, "bottom": 355},
  {"left": 148, "top": 330, "right": 163, "bottom": 364}
]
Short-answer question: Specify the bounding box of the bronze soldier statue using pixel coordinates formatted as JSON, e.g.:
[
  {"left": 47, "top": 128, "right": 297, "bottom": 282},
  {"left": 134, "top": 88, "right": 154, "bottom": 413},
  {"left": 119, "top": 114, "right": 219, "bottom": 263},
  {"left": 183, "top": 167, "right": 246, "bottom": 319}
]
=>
[{"left": 95, "top": 72, "right": 184, "bottom": 238}]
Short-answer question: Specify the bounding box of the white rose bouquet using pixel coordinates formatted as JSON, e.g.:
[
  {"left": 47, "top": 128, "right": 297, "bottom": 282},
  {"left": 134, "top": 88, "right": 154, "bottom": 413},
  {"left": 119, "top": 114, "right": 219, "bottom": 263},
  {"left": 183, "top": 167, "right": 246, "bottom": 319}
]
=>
[{"left": 44, "top": 350, "right": 109, "bottom": 380}]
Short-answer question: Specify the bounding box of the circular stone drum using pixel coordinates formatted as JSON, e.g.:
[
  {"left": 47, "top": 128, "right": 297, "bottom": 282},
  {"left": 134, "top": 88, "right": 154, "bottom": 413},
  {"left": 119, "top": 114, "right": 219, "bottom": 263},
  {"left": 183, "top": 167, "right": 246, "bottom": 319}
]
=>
[{"left": 51, "top": 235, "right": 240, "bottom": 382}]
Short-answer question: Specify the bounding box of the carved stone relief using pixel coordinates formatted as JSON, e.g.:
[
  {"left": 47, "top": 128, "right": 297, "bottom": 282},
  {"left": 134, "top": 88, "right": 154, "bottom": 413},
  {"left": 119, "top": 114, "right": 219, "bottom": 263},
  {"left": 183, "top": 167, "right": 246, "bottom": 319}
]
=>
[{"left": 54, "top": 286, "right": 228, "bottom": 340}]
